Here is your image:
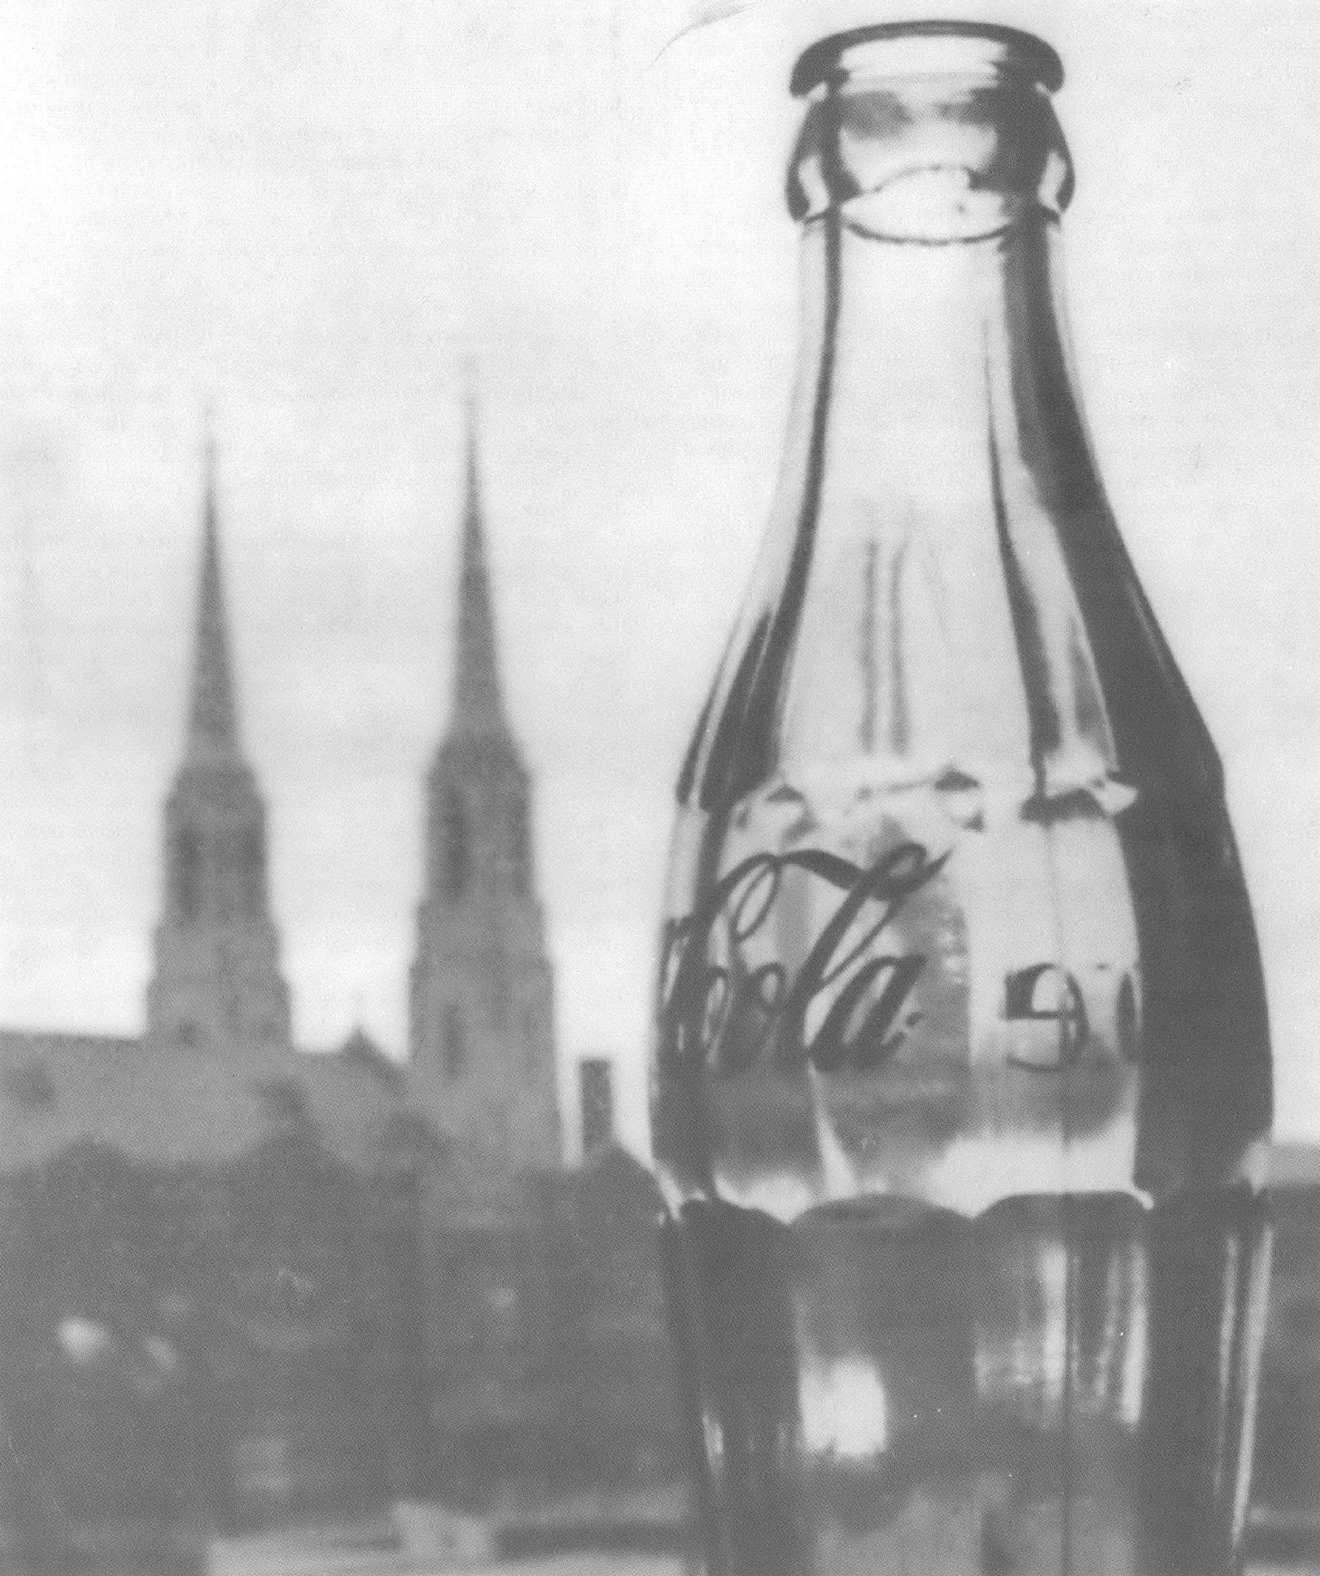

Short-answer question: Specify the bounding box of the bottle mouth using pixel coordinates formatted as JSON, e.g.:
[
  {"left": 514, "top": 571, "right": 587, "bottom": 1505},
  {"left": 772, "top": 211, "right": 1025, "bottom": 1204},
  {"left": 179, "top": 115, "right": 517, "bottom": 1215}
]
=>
[
  {"left": 786, "top": 20, "right": 1072, "bottom": 239},
  {"left": 791, "top": 22, "right": 1064, "bottom": 99}
]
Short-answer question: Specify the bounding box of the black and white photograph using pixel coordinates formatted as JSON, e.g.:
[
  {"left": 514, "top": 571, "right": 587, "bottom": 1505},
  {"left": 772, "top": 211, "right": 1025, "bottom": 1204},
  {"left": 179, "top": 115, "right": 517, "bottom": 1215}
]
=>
[{"left": 1, "top": 2, "right": 1319, "bottom": 1573}]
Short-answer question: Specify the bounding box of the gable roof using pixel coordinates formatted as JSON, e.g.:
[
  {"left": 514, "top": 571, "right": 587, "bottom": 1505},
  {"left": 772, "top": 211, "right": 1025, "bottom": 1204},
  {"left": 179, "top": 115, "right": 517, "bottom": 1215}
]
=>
[{"left": 0, "top": 1029, "right": 409, "bottom": 1174}]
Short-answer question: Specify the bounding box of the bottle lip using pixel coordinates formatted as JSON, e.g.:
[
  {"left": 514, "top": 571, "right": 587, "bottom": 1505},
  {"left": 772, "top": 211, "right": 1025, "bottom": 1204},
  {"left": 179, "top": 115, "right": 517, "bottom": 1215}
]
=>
[{"left": 790, "top": 21, "right": 1064, "bottom": 99}]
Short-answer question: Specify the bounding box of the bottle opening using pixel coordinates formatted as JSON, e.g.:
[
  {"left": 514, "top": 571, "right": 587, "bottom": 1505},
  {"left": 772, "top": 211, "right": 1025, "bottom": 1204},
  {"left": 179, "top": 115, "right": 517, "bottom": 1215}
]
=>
[
  {"left": 791, "top": 22, "right": 1064, "bottom": 99},
  {"left": 786, "top": 21, "right": 1072, "bottom": 238}
]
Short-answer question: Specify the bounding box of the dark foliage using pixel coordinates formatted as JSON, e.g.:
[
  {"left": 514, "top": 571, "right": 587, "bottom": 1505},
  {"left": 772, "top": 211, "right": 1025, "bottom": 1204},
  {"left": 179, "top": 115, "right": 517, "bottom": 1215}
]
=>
[
  {"left": 0, "top": 1125, "right": 685, "bottom": 1562},
  {"left": 0, "top": 1118, "right": 441, "bottom": 1552}
]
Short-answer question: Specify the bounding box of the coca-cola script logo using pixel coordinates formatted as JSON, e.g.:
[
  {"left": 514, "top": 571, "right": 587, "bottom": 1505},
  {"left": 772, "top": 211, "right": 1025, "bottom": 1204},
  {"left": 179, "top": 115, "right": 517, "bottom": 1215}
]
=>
[
  {"left": 658, "top": 837, "right": 1137, "bottom": 1080},
  {"left": 658, "top": 841, "right": 947, "bottom": 1077}
]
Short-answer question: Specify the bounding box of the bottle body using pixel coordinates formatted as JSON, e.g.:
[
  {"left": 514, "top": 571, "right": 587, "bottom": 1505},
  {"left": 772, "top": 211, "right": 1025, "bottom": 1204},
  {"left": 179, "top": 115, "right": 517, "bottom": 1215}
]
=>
[
  {"left": 663, "top": 1190, "right": 1268, "bottom": 1576},
  {"left": 651, "top": 26, "right": 1272, "bottom": 1576}
]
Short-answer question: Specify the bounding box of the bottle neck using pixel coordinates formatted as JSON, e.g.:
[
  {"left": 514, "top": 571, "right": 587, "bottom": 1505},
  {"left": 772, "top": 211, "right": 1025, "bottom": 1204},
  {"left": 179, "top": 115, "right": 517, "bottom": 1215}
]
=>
[
  {"left": 813, "top": 205, "right": 1105, "bottom": 755},
  {"left": 683, "top": 206, "right": 1172, "bottom": 822},
  {"left": 678, "top": 34, "right": 1220, "bottom": 823},
  {"left": 807, "top": 213, "right": 1075, "bottom": 549}
]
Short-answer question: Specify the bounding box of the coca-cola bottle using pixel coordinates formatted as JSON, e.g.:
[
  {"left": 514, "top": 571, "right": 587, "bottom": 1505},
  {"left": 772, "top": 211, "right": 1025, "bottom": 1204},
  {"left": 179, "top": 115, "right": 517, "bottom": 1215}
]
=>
[{"left": 651, "top": 23, "right": 1273, "bottom": 1576}]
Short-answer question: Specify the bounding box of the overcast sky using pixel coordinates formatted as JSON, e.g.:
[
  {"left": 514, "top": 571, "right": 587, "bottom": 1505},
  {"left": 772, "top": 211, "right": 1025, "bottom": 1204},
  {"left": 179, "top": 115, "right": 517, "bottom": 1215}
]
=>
[{"left": 3, "top": 0, "right": 1320, "bottom": 1153}]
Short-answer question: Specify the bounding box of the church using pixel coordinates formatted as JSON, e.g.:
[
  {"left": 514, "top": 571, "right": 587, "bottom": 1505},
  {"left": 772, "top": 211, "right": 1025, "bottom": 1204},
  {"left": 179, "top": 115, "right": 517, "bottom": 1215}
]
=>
[
  {"left": 0, "top": 403, "right": 679, "bottom": 1538},
  {"left": 1, "top": 400, "right": 558, "bottom": 1195}
]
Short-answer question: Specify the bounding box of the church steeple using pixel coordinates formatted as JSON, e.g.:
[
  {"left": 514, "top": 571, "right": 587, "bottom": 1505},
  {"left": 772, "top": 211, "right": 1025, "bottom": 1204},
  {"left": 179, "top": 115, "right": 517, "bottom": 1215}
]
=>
[
  {"left": 145, "top": 431, "right": 291, "bottom": 1055},
  {"left": 452, "top": 390, "right": 508, "bottom": 736},
  {"left": 188, "top": 433, "right": 241, "bottom": 760},
  {"left": 410, "top": 375, "right": 560, "bottom": 1199}
]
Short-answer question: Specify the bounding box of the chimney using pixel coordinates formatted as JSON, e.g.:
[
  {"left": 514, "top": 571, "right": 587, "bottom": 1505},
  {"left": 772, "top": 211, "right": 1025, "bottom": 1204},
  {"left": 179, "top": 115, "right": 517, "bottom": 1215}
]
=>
[{"left": 579, "top": 1058, "right": 615, "bottom": 1157}]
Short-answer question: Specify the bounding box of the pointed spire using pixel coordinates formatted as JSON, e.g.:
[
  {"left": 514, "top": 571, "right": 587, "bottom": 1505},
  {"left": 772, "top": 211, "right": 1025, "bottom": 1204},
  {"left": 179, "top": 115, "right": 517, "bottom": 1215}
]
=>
[
  {"left": 451, "top": 369, "right": 508, "bottom": 734},
  {"left": 187, "top": 422, "right": 241, "bottom": 760}
]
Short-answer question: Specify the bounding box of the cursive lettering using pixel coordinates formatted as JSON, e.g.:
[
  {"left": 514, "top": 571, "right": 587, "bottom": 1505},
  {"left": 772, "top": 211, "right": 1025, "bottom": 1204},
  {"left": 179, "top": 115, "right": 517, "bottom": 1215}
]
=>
[{"left": 658, "top": 841, "right": 948, "bottom": 1077}]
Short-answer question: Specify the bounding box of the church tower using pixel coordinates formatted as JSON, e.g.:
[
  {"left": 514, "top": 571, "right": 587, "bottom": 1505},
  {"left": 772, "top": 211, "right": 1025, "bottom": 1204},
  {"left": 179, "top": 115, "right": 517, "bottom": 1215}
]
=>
[
  {"left": 409, "top": 395, "right": 559, "bottom": 1203},
  {"left": 145, "top": 439, "right": 292, "bottom": 1053}
]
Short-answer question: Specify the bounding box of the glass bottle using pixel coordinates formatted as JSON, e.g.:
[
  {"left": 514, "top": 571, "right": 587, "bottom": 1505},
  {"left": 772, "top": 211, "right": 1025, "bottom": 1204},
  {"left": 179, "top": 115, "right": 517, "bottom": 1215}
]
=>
[{"left": 651, "top": 24, "right": 1273, "bottom": 1576}]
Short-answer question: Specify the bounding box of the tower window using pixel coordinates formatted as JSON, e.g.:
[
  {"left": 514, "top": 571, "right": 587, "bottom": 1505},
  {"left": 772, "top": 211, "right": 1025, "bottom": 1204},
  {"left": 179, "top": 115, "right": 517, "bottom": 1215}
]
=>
[
  {"left": 509, "top": 797, "right": 529, "bottom": 894},
  {"left": 580, "top": 1058, "right": 614, "bottom": 1154},
  {"left": 239, "top": 825, "right": 266, "bottom": 916},
  {"left": 441, "top": 784, "right": 469, "bottom": 900},
  {"left": 443, "top": 1005, "right": 466, "bottom": 1079},
  {"left": 173, "top": 827, "right": 202, "bottom": 921}
]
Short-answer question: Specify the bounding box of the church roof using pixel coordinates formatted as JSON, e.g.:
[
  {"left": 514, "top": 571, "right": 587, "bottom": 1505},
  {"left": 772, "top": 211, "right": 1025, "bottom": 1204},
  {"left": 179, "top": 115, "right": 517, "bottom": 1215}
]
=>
[
  {"left": 1, "top": 1028, "right": 263, "bottom": 1170},
  {"left": 294, "top": 1043, "right": 412, "bottom": 1157},
  {"left": 0, "top": 1028, "right": 410, "bottom": 1175},
  {"left": 336, "top": 1023, "right": 405, "bottom": 1085}
]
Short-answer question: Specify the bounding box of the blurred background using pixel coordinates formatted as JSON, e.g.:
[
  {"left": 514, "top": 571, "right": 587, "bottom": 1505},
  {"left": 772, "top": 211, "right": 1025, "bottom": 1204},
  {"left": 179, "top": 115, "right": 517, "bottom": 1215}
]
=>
[{"left": 2, "top": 1, "right": 1320, "bottom": 1572}]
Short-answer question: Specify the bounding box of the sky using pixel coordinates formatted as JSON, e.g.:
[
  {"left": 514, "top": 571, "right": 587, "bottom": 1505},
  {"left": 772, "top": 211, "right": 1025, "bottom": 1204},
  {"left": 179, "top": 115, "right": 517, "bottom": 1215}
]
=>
[{"left": 2, "top": 0, "right": 1320, "bottom": 1153}]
